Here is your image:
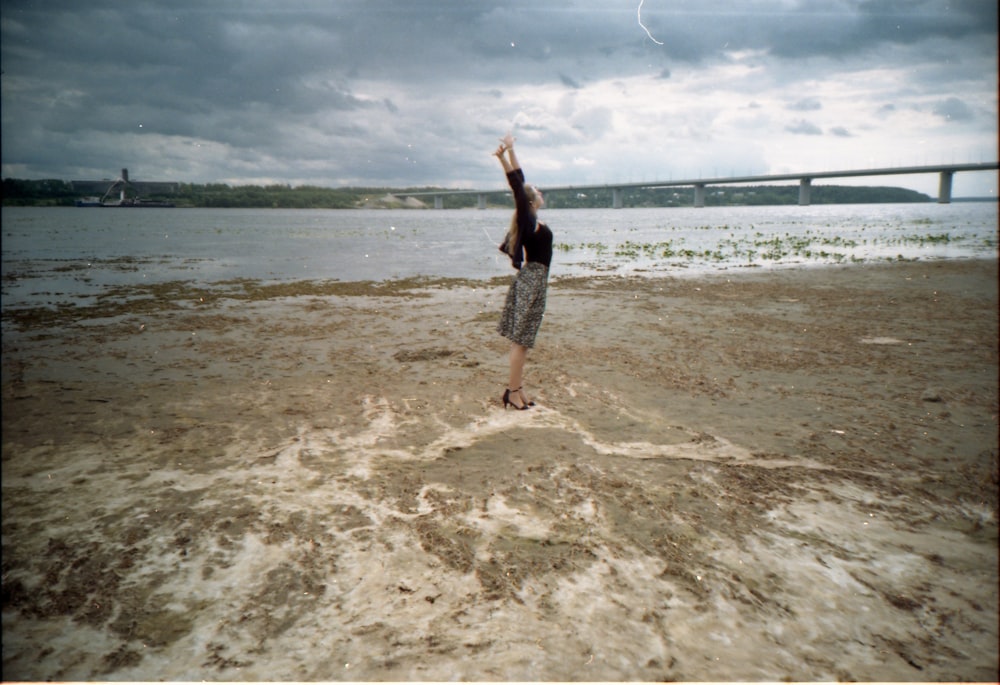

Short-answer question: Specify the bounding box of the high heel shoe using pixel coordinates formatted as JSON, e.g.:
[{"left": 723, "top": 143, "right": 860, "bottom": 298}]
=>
[
  {"left": 514, "top": 386, "right": 536, "bottom": 407},
  {"left": 502, "top": 388, "right": 530, "bottom": 410}
]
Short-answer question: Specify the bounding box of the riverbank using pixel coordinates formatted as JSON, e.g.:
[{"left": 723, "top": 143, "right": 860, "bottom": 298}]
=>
[
  {"left": 2, "top": 259, "right": 997, "bottom": 680},
  {"left": 3, "top": 177, "right": 939, "bottom": 208}
]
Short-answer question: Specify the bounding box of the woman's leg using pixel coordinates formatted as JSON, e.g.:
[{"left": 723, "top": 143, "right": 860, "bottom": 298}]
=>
[{"left": 507, "top": 343, "right": 528, "bottom": 408}]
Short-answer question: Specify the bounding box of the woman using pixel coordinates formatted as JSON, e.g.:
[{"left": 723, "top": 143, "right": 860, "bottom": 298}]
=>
[{"left": 493, "top": 133, "right": 553, "bottom": 410}]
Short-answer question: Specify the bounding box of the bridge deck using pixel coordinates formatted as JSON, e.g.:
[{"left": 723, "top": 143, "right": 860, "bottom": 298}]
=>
[
  {"left": 407, "top": 162, "right": 998, "bottom": 197},
  {"left": 405, "top": 162, "right": 998, "bottom": 208}
]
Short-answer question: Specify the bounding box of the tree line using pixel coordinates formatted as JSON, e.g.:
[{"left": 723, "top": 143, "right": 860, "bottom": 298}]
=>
[{"left": 2, "top": 177, "right": 931, "bottom": 208}]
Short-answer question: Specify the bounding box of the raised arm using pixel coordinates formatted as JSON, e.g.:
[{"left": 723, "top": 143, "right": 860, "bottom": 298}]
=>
[
  {"left": 496, "top": 134, "right": 532, "bottom": 211},
  {"left": 494, "top": 143, "right": 513, "bottom": 174},
  {"left": 501, "top": 132, "right": 522, "bottom": 172}
]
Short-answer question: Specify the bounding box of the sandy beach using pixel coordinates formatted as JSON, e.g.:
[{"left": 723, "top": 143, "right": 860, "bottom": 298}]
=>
[{"left": 2, "top": 258, "right": 997, "bottom": 681}]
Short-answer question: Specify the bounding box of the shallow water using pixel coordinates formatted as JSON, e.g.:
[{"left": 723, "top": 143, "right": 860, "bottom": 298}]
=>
[{"left": 2, "top": 203, "right": 996, "bottom": 311}]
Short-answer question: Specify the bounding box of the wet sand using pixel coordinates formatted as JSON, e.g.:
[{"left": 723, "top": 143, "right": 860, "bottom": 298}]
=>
[{"left": 2, "top": 259, "right": 997, "bottom": 681}]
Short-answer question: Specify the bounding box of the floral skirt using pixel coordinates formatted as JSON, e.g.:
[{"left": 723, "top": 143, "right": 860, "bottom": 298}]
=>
[{"left": 497, "top": 261, "right": 549, "bottom": 348}]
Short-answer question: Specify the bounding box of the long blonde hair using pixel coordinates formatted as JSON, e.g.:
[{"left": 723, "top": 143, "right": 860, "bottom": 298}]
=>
[{"left": 500, "top": 185, "right": 540, "bottom": 258}]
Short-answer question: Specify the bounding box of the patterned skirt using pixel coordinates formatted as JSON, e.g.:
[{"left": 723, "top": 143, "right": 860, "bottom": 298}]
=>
[{"left": 497, "top": 261, "right": 549, "bottom": 348}]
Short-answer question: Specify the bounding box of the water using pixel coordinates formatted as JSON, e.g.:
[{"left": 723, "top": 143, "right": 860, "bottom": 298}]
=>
[{"left": 2, "top": 203, "right": 996, "bottom": 311}]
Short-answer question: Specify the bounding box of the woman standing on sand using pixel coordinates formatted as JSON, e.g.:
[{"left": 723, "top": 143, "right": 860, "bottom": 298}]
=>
[{"left": 494, "top": 133, "right": 553, "bottom": 410}]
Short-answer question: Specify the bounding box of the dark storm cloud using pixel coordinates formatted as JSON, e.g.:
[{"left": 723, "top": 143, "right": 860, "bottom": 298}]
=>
[
  {"left": 607, "top": 0, "right": 998, "bottom": 65},
  {"left": 1, "top": 0, "right": 996, "bottom": 187},
  {"left": 755, "top": 0, "right": 997, "bottom": 59},
  {"left": 19, "top": 0, "right": 989, "bottom": 123},
  {"left": 4, "top": 2, "right": 369, "bottom": 133}
]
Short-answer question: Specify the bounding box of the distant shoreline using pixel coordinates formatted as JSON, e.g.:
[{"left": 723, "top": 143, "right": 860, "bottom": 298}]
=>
[
  {"left": 8, "top": 177, "right": 991, "bottom": 209},
  {"left": 6, "top": 197, "right": 997, "bottom": 209}
]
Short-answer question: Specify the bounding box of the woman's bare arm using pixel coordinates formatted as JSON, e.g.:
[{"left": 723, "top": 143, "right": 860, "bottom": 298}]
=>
[
  {"left": 494, "top": 143, "right": 513, "bottom": 174},
  {"left": 501, "top": 133, "right": 522, "bottom": 171}
]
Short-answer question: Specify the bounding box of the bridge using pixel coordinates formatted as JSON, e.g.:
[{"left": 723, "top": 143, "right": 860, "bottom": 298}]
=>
[{"left": 408, "top": 162, "right": 998, "bottom": 209}]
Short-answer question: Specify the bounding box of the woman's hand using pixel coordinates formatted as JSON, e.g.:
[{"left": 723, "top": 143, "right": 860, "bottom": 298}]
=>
[
  {"left": 493, "top": 144, "right": 507, "bottom": 159},
  {"left": 500, "top": 132, "right": 515, "bottom": 150}
]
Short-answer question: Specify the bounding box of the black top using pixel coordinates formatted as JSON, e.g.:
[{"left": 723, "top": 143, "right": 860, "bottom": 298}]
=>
[{"left": 502, "top": 168, "right": 553, "bottom": 269}]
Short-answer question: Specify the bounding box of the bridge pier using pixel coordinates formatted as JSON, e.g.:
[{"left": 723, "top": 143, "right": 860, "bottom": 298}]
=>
[
  {"left": 612, "top": 187, "right": 624, "bottom": 209},
  {"left": 798, "top": 178, "right": 812, "bottom": 206},
  {"left": 434, "top": 195, "right": 443, "bottom": 210},
  {"left": 693, "top": 183, "right": 706, "bottom": 208},
  {"left": 937, "top": 171, "right": 953, "bottom": 203},
  {"left": 477, "top": 193, "right": 487, "bottom": 210}
]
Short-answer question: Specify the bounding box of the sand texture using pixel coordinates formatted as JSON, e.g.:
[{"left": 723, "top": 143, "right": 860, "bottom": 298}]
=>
[{"left": 2, "top": 259, "right": 998, "bottom": 681}]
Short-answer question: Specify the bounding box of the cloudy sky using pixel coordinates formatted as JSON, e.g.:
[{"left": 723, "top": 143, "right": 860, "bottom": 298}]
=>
[{"left": 2, "top": 0, "right": 997, "bottom": 196}]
